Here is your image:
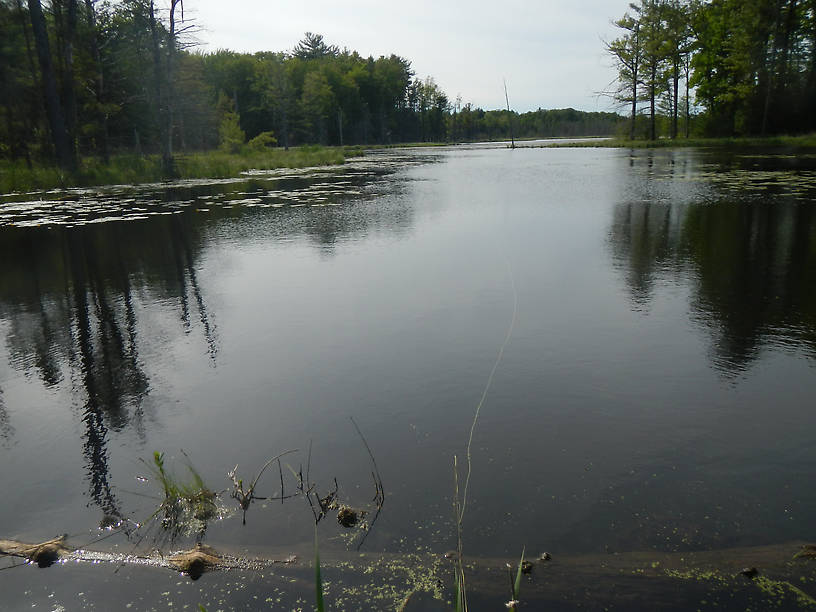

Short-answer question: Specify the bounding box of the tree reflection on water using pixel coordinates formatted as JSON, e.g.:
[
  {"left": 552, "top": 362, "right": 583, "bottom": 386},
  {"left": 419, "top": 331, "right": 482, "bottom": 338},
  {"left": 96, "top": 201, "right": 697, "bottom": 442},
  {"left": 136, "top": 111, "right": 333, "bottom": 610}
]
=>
[
  {"left": 609, "top": 174, "right": 816, "bottom": 373},
  {"left": 0, "top": 214, "right": 216, "bottom": 516}
]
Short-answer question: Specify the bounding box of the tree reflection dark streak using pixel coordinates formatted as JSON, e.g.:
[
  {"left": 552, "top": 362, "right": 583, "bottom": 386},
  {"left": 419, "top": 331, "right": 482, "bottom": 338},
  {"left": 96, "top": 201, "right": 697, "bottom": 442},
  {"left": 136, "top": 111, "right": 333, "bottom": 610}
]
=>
[{"left": 67, "top": 230, "right": 129, "bottom": 520}]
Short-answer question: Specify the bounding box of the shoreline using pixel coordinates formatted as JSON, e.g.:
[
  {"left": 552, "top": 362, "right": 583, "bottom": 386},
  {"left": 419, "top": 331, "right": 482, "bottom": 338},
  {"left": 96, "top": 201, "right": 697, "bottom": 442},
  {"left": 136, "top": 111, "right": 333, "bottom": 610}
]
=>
[
  {"left": 3, "top": 535, "right": 815, "bottom": 610},
  {"left": 4, "top": 134, "right": 816, "bottom": 195}
]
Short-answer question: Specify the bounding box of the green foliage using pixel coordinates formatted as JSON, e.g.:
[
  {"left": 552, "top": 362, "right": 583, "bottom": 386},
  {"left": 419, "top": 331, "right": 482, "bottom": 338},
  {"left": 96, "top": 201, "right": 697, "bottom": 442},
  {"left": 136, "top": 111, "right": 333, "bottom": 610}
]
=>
[
  {"left": 2, "top": 0, "right": 627, "bottom": 175},
  {"left": 294, "top": 32, "right": 339, "bottom": 60},
  {"left": 0, "top": 147, "right": 347, "bottom": 192},
  {"left": 606, "top": 0, "right": 816, "bottom": 139},
  {"left": 219, "top": 111, "right": 246, "bottom": 154},
  {"left": 247, "top": 131, "right": 278, "bottom": 151}
]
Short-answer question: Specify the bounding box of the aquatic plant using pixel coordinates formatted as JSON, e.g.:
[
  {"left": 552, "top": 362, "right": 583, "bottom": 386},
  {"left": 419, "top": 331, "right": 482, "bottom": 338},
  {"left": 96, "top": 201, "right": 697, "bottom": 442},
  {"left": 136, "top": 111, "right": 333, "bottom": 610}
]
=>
[
  {"left": 227, "top": 449, "right": 297, "bottom": 525},
  {"left": 452, "top": 259, "right": 519, "bottom": 610},
  {"left": 144, "top": 451, "right": 217, "bottom": 535},
  {"left": 314, "top": 524, "right": 326, "bottom": 612},
  {"left": 505, "top": 547, "right": 526, "bottom": 611}
]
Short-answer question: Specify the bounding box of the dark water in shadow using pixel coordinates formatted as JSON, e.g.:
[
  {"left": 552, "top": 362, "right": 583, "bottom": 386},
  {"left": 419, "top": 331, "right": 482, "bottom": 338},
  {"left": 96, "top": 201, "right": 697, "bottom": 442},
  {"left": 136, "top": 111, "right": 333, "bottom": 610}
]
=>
[{"left": 1, "top": 147, "right": 815, "bottom": 607}]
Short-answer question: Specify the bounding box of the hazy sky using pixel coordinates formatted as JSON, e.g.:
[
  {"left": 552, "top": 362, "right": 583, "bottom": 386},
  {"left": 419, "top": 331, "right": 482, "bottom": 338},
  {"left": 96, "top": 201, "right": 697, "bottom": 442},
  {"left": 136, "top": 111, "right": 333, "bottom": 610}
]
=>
[{"left": 188, "top": 0, "right": 632, "bottom": 113}]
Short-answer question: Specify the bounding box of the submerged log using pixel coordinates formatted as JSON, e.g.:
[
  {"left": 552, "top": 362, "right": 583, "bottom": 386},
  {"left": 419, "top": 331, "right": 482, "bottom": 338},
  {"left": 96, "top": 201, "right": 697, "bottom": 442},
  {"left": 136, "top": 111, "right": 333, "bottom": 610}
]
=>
[
  {"left": 166, "top": 543, "right": 221, "bottom": 580},
  {"left": 0, "top": 535, "right": 71, "bottom": 567}
]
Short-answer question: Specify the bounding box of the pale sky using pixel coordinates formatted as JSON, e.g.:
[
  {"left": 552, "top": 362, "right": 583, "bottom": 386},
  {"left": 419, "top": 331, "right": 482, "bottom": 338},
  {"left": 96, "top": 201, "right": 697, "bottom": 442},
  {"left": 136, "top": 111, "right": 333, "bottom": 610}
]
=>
[{"left": 185, "top": 0, "right": 633, "bottom": 113}]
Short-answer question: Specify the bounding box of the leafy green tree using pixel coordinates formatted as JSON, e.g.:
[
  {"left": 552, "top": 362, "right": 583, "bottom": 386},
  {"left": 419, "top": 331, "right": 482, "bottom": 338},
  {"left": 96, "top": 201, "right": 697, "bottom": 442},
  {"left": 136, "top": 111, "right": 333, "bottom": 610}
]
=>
[
  {"left": 607, "top": 6, "right": 644, "bottom": 140},
  {"left": 217, "top": 93, "right": 244, "bottom": 152},
  {"left": 300, "top": 70, "right": 334, "bottom": 143}
]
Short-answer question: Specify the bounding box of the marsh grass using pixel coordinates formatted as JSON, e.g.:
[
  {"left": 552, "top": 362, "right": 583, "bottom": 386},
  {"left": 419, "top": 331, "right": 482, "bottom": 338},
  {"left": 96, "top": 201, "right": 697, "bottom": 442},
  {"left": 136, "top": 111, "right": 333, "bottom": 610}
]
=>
[
  {"left": 144, "top": 451, "right": 218, "bottom": 535},
  {"left": 0, "top": 145, "right": 352, "bottom": 193}
]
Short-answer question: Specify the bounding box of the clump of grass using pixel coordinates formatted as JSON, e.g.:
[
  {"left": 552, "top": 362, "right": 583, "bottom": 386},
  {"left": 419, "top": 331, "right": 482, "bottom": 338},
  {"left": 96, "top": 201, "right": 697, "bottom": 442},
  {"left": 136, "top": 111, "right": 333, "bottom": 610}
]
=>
[{"left": 144, "top": 451, "right": 217, "bottom": 535}]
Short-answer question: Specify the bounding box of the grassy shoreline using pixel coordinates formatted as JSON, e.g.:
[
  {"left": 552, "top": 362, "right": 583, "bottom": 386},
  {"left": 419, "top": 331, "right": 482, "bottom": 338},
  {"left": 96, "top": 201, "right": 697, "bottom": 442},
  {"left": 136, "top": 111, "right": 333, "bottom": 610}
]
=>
[
  {"left": 376, "top": 133, "right": 816, "bottom": 151},
  {"left": 4, "top": 134, "right": 816, "bottom": 194},
  {"left": 0, "top": 145, "right": 362, "bottom": 194}
]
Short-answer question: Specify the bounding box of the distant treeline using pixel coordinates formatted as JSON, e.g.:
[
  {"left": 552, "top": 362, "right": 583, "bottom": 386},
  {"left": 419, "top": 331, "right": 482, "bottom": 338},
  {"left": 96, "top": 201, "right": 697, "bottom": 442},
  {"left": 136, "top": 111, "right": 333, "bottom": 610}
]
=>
[
  {"left": 0, "top": 1, "right": 622, "bottom": 173},
  {"left": 607, "top": 0, "right": 816, "bottom": 140},
  {"left": 448, "top": 107, "right": 624, "bottom": 142}
]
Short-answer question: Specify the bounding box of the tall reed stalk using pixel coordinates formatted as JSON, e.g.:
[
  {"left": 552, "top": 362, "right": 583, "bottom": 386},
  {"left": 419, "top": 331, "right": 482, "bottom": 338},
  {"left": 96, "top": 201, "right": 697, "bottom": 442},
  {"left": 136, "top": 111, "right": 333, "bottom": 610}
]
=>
[{"left": 452, "top": 259, "right": 518, "bottom": 610}]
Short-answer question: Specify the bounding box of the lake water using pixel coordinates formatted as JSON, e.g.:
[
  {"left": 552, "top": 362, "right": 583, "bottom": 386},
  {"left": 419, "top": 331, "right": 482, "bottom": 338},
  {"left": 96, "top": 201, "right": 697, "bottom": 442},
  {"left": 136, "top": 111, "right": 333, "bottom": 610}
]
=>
[{"left": 1, "top": 145, "right": 816, "bottom": 608}]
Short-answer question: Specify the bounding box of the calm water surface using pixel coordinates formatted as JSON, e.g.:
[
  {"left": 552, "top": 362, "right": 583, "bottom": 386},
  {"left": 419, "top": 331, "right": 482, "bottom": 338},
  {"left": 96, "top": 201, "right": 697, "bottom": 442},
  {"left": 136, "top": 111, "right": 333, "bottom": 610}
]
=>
[{"left": 1, "top": 146, "right": 816, "bottom": 606}]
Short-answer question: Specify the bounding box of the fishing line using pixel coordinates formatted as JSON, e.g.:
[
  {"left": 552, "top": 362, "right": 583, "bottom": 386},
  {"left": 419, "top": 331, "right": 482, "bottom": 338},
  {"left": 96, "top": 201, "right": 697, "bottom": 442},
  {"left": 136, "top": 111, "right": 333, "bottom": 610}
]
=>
[{"left": 458, "top": 255, "right": 518, "bottom": 523}]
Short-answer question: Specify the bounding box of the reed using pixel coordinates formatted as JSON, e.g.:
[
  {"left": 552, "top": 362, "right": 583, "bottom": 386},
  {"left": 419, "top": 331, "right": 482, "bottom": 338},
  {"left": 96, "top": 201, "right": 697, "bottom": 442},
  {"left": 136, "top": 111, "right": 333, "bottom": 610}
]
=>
[
  {"left": 506, "top": 547, "right": 526, "bottom": 611},
  {"left": 314, "top": 524, "right": 326, "bottom": 612},
  {"left": 144, "top": 451, "right": 217, "bottom": 532}
]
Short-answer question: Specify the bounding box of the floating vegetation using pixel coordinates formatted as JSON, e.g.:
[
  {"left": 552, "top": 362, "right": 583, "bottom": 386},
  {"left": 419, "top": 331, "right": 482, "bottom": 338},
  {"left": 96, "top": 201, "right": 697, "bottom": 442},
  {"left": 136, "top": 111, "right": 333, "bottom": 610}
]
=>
[
  {"left": 753, "top": 576, "right": 816, "bottom": 608},
  {"left": 337, "top": 506, "right": 361, "bottom": 528},
  {"left": 794, "top": 545, "right": 816, "bottom": 560}
]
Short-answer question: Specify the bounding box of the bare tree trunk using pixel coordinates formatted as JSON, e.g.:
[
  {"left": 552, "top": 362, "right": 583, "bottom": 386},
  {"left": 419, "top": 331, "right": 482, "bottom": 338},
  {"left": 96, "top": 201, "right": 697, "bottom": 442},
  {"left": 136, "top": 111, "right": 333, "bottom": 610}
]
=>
[
  {"left": 13, "top": 0, "right": 36, "bottom": 166},
  {"left": 27, "top": 0, "right": 75, "bottom": 171},
  {"left": 504, "top": 79, "right": 515, "bottom": 149},
  {"left": 778, "top": 0, "right": 798, "bottom": 75},
  {"left": 672, "top": 62, "right": 679, "bottom": 139},
  {"left": 649, "top": 63, "right": 656, "bottom": 141},
  {"left": 148, "top": 1, "right": 162, "bottom": 142},
  {"left": 684, "top": 55, "right": 690, "bottom": 138},
  {"left": 282, "top": 104, "right": 289, "bottom": 150},
  {"left": 810, "top": 0, "right": 816, "bottom": 130},
  {"left": 163, "top": 0, "right": 184, "bottom": 174},
  {"left": 761, "top": 0, "right": 784, "bottom": 135},
  {"left": 630, "top": 24, "right": 640, "bottom": 140},
  {"left": 15, "top": 0, "right": 38, "bottom": 84},
  {"left": 84, "top": 0, "right": 109, "bottom": 162},
  {"left": 148, "top": 0, "right": 174, "bottom": 175},
  {"left": 63, "top": 0, "right": 78, "bottom": 161}
]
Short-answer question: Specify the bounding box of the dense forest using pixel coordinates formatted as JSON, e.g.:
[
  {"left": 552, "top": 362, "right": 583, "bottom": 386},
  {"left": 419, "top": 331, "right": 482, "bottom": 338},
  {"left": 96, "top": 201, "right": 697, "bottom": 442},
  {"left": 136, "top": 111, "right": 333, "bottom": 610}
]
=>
[
  {"left": 608, "top": 0, "right": 816, "bottom": 139},
  {"left": 0, "top": 1, "right": 621, "bottom": 174}
]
